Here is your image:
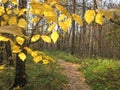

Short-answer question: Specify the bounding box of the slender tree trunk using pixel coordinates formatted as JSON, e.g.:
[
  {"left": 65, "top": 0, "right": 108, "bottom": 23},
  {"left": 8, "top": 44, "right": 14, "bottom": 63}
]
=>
[{"left": 71, "top": 0, "right": 76, "bottom": 55}]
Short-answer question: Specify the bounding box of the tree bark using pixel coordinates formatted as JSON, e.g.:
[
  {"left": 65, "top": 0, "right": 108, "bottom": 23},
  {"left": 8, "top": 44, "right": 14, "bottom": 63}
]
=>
[
  {"left": 71, "top": 0, "right": 76, "bottom": 55},
  {"left": 12, "top": 0, "right": 27, "bottom": 89}
]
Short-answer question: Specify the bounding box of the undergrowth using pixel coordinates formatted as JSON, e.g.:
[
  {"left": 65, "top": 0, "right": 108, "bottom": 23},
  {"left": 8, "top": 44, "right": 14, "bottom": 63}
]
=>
[
  {"left": 42, "top": 50, "right": 81, "bottom": 64},
  {"left": 79, "top": 59, "right": 120, "bottom": 90}
]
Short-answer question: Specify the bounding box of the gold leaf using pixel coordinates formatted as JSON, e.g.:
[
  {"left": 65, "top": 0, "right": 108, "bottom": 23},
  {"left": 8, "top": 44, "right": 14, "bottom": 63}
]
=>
[
  {"left": 72, "top": 14, "right": 83, "bottom": 26},
  {"left": 11, "top": 0, "right": 18, "bottom": 5},
  {"left": 8, "top": 16, "right": 17, "bottom": 25},
  {"left": 31, "top": 51, "right": 39, "bottom": 58},
  {"left": 18, "top": 8, "right": 27, "bottom": 16},
  {"left": 51, "top": 31, "right": 59, "bottom": 43},
  {"left": 31, "top": 18, "right": 40, "bottom": 23},
  {"left": 12, "top": 45, "right": 21, "bottom": 53},
  {"left": 18, "top": 52, "right": 27, "bottom": 61},
  {"left": 42, "top": 59, "right": 49, "bottom": 64},
  {"left": 41, "top": 35, "right": 51, "bottom": 43},
  {"left": 31, "top": 34, "right": 40, "bottom": 42},
  {"left": 24, "top": 47, "right": 33, "bottom": 54},
  {"left": 0, "top": 35, "right": 9, "bottom": 41},
  {"left": 16, "top": 36, "right": 25, "bottom": 45},
  {"left": 84, "top": 10, "right": 95, "bottom": 24},
  {"left": 2, "top": 0, "right": 8, "bottom": 4},
  {"left": 1, "top": 21, "right": 7, "bottom": 26},
  {"left": 95, "top": 13, "right": 104, "bottom": 25},
  {"left": 48, "top": 23, "right": 56, "bottom": 31},
  {"left": 18, "top": 18, "right": 27, "bottom": 28},
  {"left": 55, "top": 4, "right": 70, "bottom": 16},
  {"left": 33, "top": 56, "right": 42, "bottom": 63},
  {"left": 3, "top": 14, "right": 9, "bottom": 21}
]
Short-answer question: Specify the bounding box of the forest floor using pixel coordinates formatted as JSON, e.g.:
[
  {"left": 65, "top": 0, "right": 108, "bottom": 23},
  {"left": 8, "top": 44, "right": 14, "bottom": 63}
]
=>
[{"left": 57, "top": 59, "right": 91, "bottom": 90}]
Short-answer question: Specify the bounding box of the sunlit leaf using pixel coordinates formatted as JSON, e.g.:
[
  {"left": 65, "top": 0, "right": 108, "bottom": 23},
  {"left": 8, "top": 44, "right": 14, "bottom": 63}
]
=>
[
  {"left": 43, "top": 59, "right": 49, "bottom": 64},
  {"left": 48, "top": 23, "right": 56, "bottom": 31},
  {"left": 16, "top": 36, "right": 25, "bottom": 45},
  {"left": 12, "top": 45, "right": 21, "bottom": 53},
  {"left": 18, "top": 52, "right": 27, "bottom": 61},
  {"left": 41, "top": 35, "right": 51, "bottom": 43},
  {"left": 18, "top": 18, "right": 27, "bottom": 28},
  {"left": 33, "top": 56, "right": 42, "bottom": 63},
  {"left": 1, "top": 21, "right": 7, "bottom": 26},
  {"left": 18, "top": 8, "right": 27, "bottom": 16},
  {"left": 72, "top": 14, "right": 83, "bottom": 26},
  {"left": 31, "top": 34, "right": 40, "bottom": 42},
  {"left": 0, "top": 35, "right": 9, "bottom": 41},
  {"left": 6, "top": 8, "right": 12, "bottom": 14},
  {"left": 14, "top": 8, "right": 19, "bottom": 14},
  {"left": 84, "top": 10, "right": 95, "bottom": 24},
  {"left": 8, "top": 16, "right": 17, "bottom": 25},
  {"left": 95, "top": 13, "right": 104, "bottom": 25},
  {"left": 59, "top": 17, "right": 72, "bottom": 32},
  {"left": 3, "top": 14, "right": 9, "bottom": 21},
  {"left": 2, "top": 0, "right": 8, "bottom": 4},
  {"left": 51, "top": 31, "right": 59, "bottom": 43},
  {"left": 58, "top": 14, "right": 66, "bottom": 21},
  {"left": 0, "top": 64, "right": 6, "bottom": 71},
  {"left": 24, "top": 47, "right": 33, "bottom": 54},
  {"left": 31, "top": 51, "right": 39, "bottom": 58},
  {"left": 11, "top": 0, "right": 18, "bottom": 5},
  {"left": 31, "top": 18, "right": 40, "bottom": 23},
  {"left": 55, "top": 4, "right": 70, "bottom": 16}
]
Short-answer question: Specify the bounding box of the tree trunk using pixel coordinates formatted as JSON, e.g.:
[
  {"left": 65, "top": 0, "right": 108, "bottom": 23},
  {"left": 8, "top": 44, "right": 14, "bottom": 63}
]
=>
[
  {"left": 12, "top": 0, "right": 27, "bottom": 89},
  {"left": 71, "top": 0, "right": 76, "bottom": 55}
]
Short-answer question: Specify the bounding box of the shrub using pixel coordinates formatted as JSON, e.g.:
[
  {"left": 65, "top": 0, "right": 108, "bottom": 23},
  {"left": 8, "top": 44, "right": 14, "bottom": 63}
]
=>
[{"left": 79, "top": 59, "right": 120, "bottom": 90}]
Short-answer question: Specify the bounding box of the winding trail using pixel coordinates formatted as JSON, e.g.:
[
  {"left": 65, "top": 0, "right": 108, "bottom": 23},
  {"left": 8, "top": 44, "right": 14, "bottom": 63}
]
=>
[{"left": 58, "top": 59, "right": 91, "bottom": 90}]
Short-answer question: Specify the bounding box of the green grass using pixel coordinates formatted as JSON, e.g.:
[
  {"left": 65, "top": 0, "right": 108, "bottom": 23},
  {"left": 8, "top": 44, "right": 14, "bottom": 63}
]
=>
[
  {"left": 79, "top": 58, "right": 120, "bottom": 90},
  {"left": 0, "top": 55, "right": 68, "bottom": 90},
  {"left": 42, "top": 50, "right": 81, "bottom": 64}
]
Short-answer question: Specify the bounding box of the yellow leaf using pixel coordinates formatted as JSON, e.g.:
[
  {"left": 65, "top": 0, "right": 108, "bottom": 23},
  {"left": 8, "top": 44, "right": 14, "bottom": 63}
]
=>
[
  {"left": 18, "top": 8, "right": 27, "bottom": 16},
  {"left": 12, "top": 45, "right": 21, "bottom": 53},
  {"left": 8, "top": 16, "right": 17, "bottom": 25},
  {"left": 3, "top": 14, "right": 9, "bottom": 21},
  {"left": 31, "top": 18, "right": 40, "bottom": 23},
  {"left": 24, "top": 47, "right": 33, "bottom": 54},
  {"left": 11, "top": 0, "right": 18, "bottom": 5},
  {"left": 31, "top": 51, "right": 39, "bottom": 58},
  {"left": 0, "top": 35, "right": 9, "bottom": 41},
  {"left": 72, "top": 14, "right": 83, "bottom": 26},
  {"left": 1, "top": 21, "right": 7, "bottom": 26},
  {"left": 95, "top": 13, "right": 104, "bottom": 25},
  {"left": 59, "top": 17, "right": 72, "bottom": 32},
  {"left": 0, "top": 64, "right": 6, "bottom": 70},
  {"left": 51, "top": 31, "right": 59, "bottom": 43},
  {"left": 31, "top": 34, "right": 40, "bottom": 42},
  {"left": 58, "top": 14, "right": 66, "bottom": 21},
  {"left": 18, "top": 18, "right": 27, "bottom": 28},
  {"left": 43, "top": 59, "right": 49, "bottom": 64},
  {"left": 18, "top": 52, "right": 26, "bottom": 61},
  {"left": 59, "top": 22, "right": 67, "bottom": 31},
  {"left": 48, "top": 23, "right": 56, "bottom": 31},
  {"left": 84, "top": 10, "right": 95, "bottom": 24},
  {"left": 14, "top": 8, "right": 19, "bottom": 14},
  {"left": 2, "top": 0, "right": 8, "bottom": 4},
  {"left": 55, "top": 4, "right": 70, "bottom": 16},
  {"left": 30, "top": 8, "right": 42, "bottom": 15},
  {"left": 33, "top": 56, "right": 42, "bottom": 63},
  {"left": 41, "top": 35, "right": 51, "bottom": 43},
  {"left": 16, "top": 36, "right": 25, "bottom": 45},
  {"left": 6, "top": 8, "right": 12, "bottom": 14}
]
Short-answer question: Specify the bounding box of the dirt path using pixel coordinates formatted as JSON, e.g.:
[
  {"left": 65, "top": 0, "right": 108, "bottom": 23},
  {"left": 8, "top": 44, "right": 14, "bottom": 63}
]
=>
[{"left": 58, "top": 60, "right": 91, "bottom": 90}]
